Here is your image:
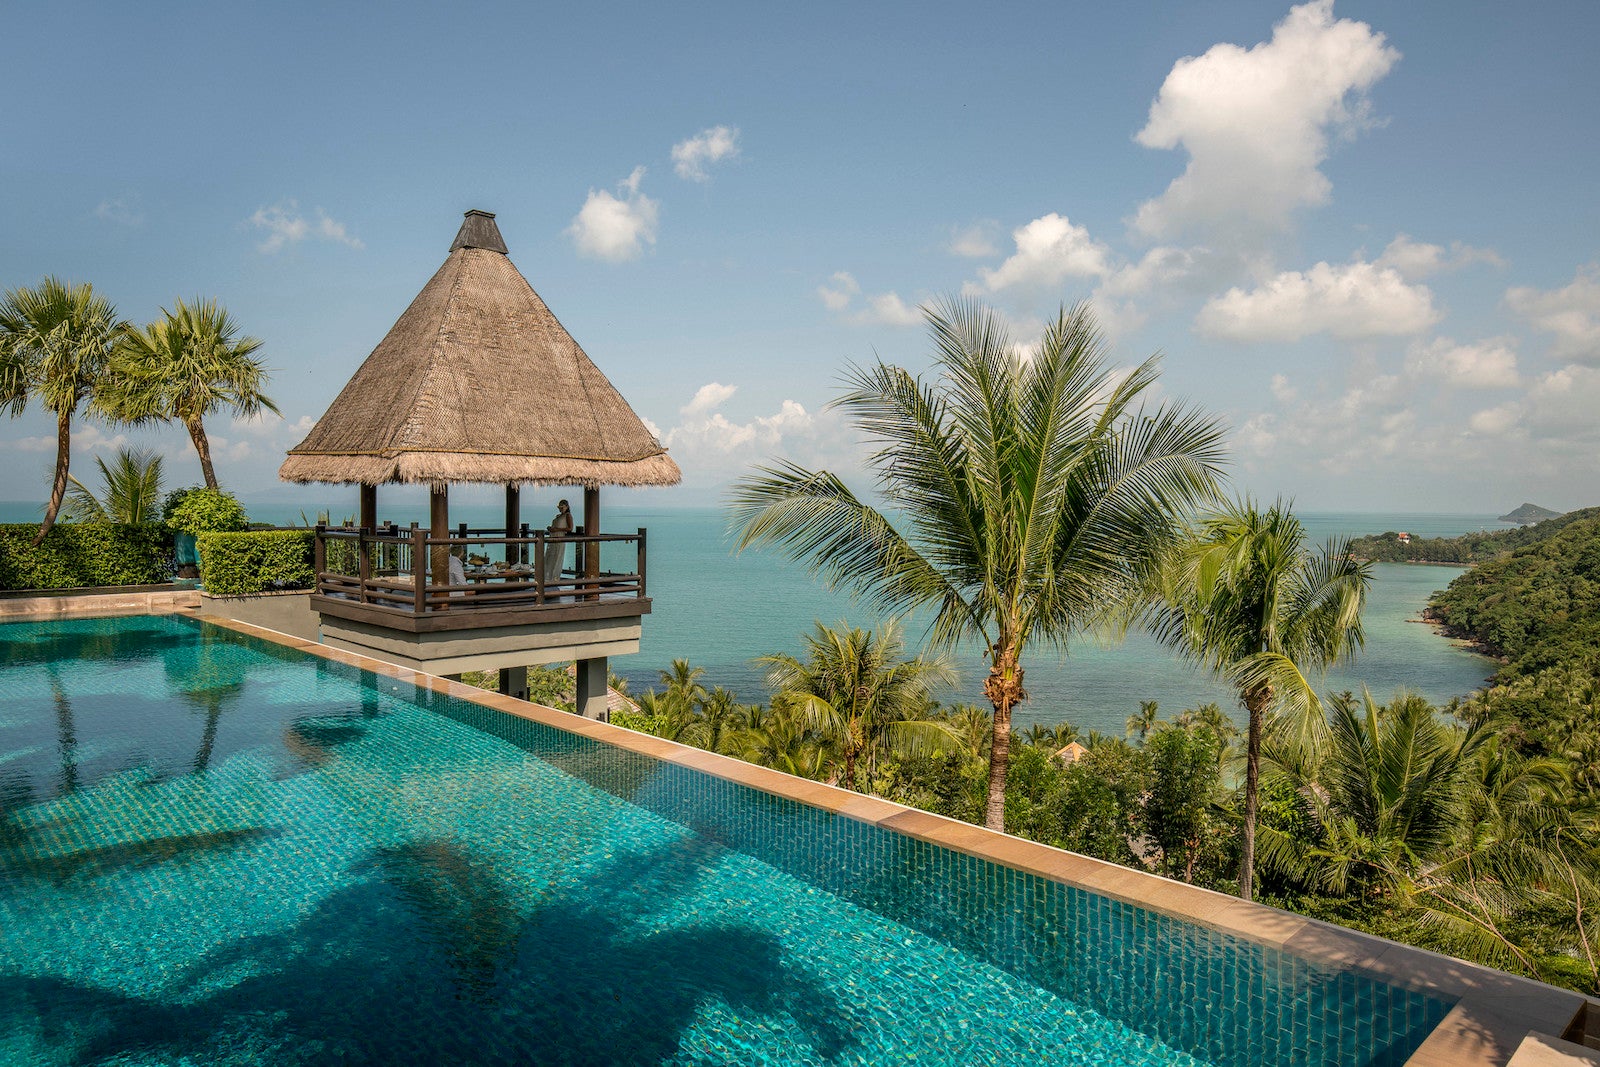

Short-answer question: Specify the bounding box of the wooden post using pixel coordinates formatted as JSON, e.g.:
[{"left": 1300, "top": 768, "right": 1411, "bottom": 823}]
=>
[
  {"left": 358, "top": 529, "right": 371, "bottom": 604},
  {"left": 359, "top": 483, "right": 377, "bottom": 532},
  {"left": 411, "top": 523, "right": 426, "bottom": 614},
  {"left": 637, "top": 527, "right": 647, "bottom": 598},
  {"left": 534, "top": 532, "right": 546, "bottom": 604},
  {"left": 519, "top": 522, "right": 529, "bottom": 565},
  {"left": 583, "top": 485, "right": 600, "bottom": 601},
  {"left": 504, "top": 484, "right": 520, "bottom": 564},
  {"left": 430, "top": 484, "right": 450, "bottom": 612},
  {"left": 576, "top": 656, "right": 609, "bottom": 721},
  {"left": 313, "top": 524, "right": 327, "bottom": 592}
]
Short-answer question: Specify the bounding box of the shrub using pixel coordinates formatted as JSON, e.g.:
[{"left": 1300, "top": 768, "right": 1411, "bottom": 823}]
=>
[
  {"left": 167, "top": 488, "right": 249, "bottom": 535},
  {"left": 0, "top": 523, "right": 173, "bottom": 590},
  {"left": 197, "top": 530, "right": 314, "bottom": 595}
]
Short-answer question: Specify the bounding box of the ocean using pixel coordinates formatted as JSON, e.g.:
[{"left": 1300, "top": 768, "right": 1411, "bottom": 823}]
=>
[{"left": 2, "top": 497, "right": 1502, "bottom": 735}]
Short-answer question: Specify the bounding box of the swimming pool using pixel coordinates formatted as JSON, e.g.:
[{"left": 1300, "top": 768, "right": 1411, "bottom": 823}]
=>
[{"left": 0, "top": 614, "right": 1452, "bottom": 1065}]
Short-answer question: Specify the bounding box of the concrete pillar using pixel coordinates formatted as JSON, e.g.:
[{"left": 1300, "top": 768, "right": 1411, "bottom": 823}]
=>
[
  {"left": 575, "top": 656, "right": 609, "bottom": 721},
  {"left": 499, "top": 665, "right": 528, "bottom": 701}
]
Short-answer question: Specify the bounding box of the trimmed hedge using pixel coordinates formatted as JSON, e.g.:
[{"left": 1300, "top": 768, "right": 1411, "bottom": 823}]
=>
[
  {"left": 0, "top": 523, "right": 174, "bottom": 590},
  {"left": 197, "top": 530, "right": 314, "bottom": 596}
]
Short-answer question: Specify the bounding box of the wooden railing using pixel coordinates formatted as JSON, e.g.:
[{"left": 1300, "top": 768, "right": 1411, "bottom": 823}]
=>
[{"left": 311, "top": 523, "right": 647, "bottom": 617}]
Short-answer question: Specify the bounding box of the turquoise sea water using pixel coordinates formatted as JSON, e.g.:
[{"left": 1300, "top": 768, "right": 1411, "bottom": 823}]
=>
[
  {"left": 0, "top": 501, "right": 1502, "bottom": 735},
  {"left": 0, "top": 615, "right": 1451, "bottom": 1065}
]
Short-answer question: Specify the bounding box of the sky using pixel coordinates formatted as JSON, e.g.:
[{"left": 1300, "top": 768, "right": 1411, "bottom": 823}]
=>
[{"left": 3, "top": 0, "right": 1598, "bottom": 515}]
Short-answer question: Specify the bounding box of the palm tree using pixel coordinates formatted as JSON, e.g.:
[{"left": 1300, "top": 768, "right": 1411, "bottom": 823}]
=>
[
  {"left": 0, "top": 278, "right": 124, "bottom": 544},
  {"left": 1126, "top": 700, "right": 1161, "bottom": 741},
  {"left": 732, "top": 299, "right": 1226, "bottom": 829},
  {"left": 758, "top": 619, "right": 957, "bottom": 790},
  {"left": 63, "top": 447, "right": 165, "bottom": 524},
  {"left": 102, "top": 297, "right": 276, "bottom": 489},
  {"left": 1150, "top": 498, "right": 1371, "bottom": 900}
]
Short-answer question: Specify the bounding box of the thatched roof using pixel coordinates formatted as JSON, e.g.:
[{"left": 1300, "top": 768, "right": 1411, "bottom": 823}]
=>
[{"left": 280, "top": 210, "right": 681, "bottom": 488}]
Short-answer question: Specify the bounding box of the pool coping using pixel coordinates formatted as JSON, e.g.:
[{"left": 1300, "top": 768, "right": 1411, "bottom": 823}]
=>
[{"left": 26, "top": 606, "right": 1590, "bottom": 1065}]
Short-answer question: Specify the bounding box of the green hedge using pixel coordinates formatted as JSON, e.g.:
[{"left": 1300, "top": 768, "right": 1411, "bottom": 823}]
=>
[
  {"left": 0, "top": 523, "right": 174, "bottom": 590},
  {"left": 197, "top": 530, "right": 314, "bottom": 595}
]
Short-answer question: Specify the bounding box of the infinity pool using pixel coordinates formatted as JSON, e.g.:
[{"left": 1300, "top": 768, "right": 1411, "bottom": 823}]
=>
[{"left": 0, "top": 615, "right": 1450, "bottom": 1065}]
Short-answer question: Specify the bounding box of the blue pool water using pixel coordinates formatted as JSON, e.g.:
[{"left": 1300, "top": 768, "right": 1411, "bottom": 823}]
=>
[{"left": 0, "top": 616, "right": 1451, "bottom": 1065}]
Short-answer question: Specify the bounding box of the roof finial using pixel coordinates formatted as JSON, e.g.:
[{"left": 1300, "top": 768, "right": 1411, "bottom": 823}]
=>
[{"left": 451, "top": 209, "right": 508, "bottom": 254}]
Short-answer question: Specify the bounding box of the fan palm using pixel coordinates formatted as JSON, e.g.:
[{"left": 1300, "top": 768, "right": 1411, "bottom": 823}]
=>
[
  {"left": 63, "top": 447, "right": 166, "bottom": 524},
  {"left": 102, "top": 297, "right": 276, "bottom": 489},
  {"left": 733, "top": 299, "right": 1226, "bottom": 828},
  {"left": 1150, "top": 498, "right": 1370, "bottom": 900},
  {"left": 0, "top": 278, "right": 124, "bottom": 544},
  {"left": 758, "top": 619, "right": 957, "bottom": 790}
]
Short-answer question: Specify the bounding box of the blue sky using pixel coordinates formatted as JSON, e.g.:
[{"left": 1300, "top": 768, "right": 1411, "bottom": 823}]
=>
[{"left": 4, "top": 0, "right": 1598, "bottom": 514}]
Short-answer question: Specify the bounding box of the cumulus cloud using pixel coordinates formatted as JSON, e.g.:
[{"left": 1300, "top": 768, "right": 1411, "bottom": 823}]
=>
[
  {"left": 671, "top": 126, "right": 741, "bottom": 181},
  {"left": 250, "top": 200, "right": 364, "bottom": 253},
  {"left": 969, "top": 213, "right": 1112, "bottom": 296},
  {"left": 816, "top": 272, "right": 923, "bottom": 326},
  {"left": 663, "top": 384, "right": 815, "bottom": 455},
  {"left": 1405, "top": 336, "right": 1519, "bottom": 389},
  {"left": 1506, "top": 264, "right": 1600, "bottom": 363},
  {"left": 1132, "top": 0, "right": 1399, "bottom": 243},
  {"left": 567, "top": 167, "right": 660, "bottom": 262},
  {"left": 15, "top": 424, "right": 129, "bottom": 454},
  {"left": 1376, "top": 234, "right": 1503, "bottom": 280},
  {"left": 1524, "top": 364, "right": 1600, "bottom": 438},
  {"left": 816, "top": 271, "right": 860, "bottom": 311},
  {"left": 949, "top": 222, "right": 1001, "bottom": 258},
  {"left": 1196, "top": 260, "right": 1438, "bottom": 341},
  {"left": 682, "top": 382, "right": 739, "bottom": 417}
]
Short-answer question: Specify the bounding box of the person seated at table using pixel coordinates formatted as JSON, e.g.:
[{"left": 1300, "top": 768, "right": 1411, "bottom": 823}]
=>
[{"left": 447, "top": 545, "right": 467, "bottom": 596}]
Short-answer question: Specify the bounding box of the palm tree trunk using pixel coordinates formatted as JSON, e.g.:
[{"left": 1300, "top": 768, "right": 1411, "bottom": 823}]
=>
[
  {"left": 185, "top": 416, "right": 219, "bottom": 490},
  {"left": 1239, "top": 684, "right": 1270, "bottom": 901},
  {"left": 33, "top": 411, "right": 72, "bottom": 546},
  {"left": 983, "top": 639, "right": 1025, "bottom": 831}
]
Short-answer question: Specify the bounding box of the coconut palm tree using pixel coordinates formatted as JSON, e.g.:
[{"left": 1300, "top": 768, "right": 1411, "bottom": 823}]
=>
[
  {"left": 1150, "top": 498, "right": 1371, "bottom": 900},
  {"left": 0, "top": 278, "right": 124, "bottom": 544},
  {"left": 102, "top": 297, "right": 276, "bottom": 489},
  {"left": 732, "top": 299, "right": 1226, "bottom": 829},
  {"left": 758, "top": 619, "right": 957, "bottom": 791},
  {"left": 1126, "top": 700, "right": 1161, "bottom": 741},
  {"left": 63, "top": 447, "right": 165, "bottom": 524}
]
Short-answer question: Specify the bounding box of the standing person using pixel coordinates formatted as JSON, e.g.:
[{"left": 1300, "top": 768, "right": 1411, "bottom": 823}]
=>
[{"left": 544, "top": 499, "right": 573, "bottom": 593}]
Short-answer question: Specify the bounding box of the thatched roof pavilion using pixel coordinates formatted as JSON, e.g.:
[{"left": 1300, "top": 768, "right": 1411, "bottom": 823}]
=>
[
  {"left": 280, "top": 210, "right": 676, "bottom": 718},
  {"left": 279, "top": 209, "right": 679, "bottom": 489}
]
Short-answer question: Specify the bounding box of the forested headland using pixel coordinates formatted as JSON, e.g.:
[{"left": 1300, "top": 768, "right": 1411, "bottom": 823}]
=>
[{"left": 1348, "top": 506, "right": 1600, "bottom": 563}]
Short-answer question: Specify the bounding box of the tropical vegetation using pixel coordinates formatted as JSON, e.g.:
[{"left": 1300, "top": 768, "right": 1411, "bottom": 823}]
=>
[
  {"left": 63, "top": 447, "right": 166, "bottom": 525},
  {"left": 731, "top": 299, "right": 1225, "bottom": 829}
]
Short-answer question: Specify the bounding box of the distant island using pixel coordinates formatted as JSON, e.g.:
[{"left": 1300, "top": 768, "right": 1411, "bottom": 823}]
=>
[
  {"left": 1348, "top": 506, "right": 1599, "bottom": 564},
  {"left": 1498, "top": 502, "right": 1563, "bottom": 524}
]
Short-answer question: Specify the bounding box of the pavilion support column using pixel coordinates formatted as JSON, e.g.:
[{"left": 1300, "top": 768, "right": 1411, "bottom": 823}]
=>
[
  {"left": 429, "top": 483, "right": 450, "bottom": 610},
  {"left": 576, "top": 657, "right": 608, "bottom": 721},
  {"left": 583, "top": 485, "right": 600, "bottom": 601},
  {"left": 504, "top": 484, "right": 520, "bottom": 564},
  {"left": 359, "top": 483, "right": 377, "bottom": 532},
  {"left": 499, "top": 665, "right": 528, "bottom": 702}
]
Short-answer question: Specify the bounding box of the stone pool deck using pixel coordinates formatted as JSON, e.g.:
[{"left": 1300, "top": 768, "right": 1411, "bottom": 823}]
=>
[{"left": 7, "top": 595, "right": 1597, "bottom": 1066}]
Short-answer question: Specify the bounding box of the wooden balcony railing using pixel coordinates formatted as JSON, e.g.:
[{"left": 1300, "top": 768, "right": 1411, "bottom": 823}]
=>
[{"left": 309, "top": 523, "right": 648, "bottom": 631}]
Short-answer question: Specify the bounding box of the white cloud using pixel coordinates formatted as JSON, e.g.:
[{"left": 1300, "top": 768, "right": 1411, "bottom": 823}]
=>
[
  {"left": 94, "top": 196, "right": 143, "bottom": 227},
  {"left": 15, "top": 424, "right": 129, "bottom": 454},
  {"left": 249, "top": 200, "right": 364, "bottom": 253},
  {"left": 949, "top": 222, "right": 1001, "bottom": 258},
  {"left": 1269, "top": 373, "right": 1297, "bottom": 404},
  {"left": 970, "top": 213, "right": 1112, "bottom": 296},
  {"left": 1405, "top": 336, "right": 1519, "bottom": 389},
  {"left": 682, "top": 382, "right": 739, "bottom": 417},
  {"left": 816, "top": 271, "right": 860, "bottom": 311},
  {"left": 1524, "top": 364, "right": 1600, "bottom": 438},
  {"left": 856, "top": 292, "right": 922, "bottom": 327},
  {"left": 1132, "top": 0, "right": 1399, "bottom": 243},
  {"left": 816, "top": 272, "right": 922, "bottom": 327},
  {"left": 1376, "top": 234, "right": 1503, "bottom": 280},
  {"left": 1196, "top": 260, "right": 1438, "bottom": 341},
  {"left": 1506, "top": 264, "right": 1600, "bottom": 363},
  {"left": 567, "top": 167, "right": 660, "bottom": 262},
  {"left": 671, "top": 126, "right": 741, "bottom": 181},
  {"left": 1468, "top": 402, "right": 1521, "bottom": 437}
]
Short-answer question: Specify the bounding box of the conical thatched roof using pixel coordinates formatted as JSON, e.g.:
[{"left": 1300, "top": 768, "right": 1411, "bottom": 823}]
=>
[{"left": 280, "top": 210, "right": 680, "bottom": 487}]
